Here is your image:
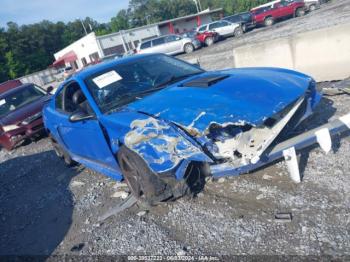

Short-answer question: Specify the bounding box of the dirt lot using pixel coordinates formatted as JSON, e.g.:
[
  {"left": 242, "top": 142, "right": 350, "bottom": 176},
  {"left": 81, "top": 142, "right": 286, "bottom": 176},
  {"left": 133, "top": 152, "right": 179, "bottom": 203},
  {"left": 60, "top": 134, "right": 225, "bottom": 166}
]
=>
[{"left": 1, "top": 0, "right": 350, "bottom": 258}]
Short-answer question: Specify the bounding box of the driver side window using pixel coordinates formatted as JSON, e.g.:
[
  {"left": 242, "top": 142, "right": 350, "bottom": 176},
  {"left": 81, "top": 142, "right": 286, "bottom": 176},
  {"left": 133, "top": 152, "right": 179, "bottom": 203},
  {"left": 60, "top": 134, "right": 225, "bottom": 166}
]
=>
[{"left": 55, "top": 82, "right": 92, "bottom": 114}]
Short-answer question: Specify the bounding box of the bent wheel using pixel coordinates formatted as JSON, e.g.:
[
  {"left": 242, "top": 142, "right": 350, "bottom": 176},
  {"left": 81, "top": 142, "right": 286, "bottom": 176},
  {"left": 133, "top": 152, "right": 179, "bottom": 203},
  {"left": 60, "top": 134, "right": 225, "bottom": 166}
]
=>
[{"left": 117, "top": 146, "right": 172, "bottom": 205}]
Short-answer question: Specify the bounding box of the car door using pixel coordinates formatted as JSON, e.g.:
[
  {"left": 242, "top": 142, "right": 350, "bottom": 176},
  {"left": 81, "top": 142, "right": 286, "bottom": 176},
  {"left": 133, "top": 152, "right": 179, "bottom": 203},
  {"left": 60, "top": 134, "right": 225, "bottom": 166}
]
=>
[
  {"left": 52, "top": 81, "right": 120, "bottom": 174},
  {"left": 164, "top": 35, "right": 183, "bottom": 55},
  {"left": 208, "top": 22, "right": 222, "bottom": 36},
  {"left": 220, "top": 20, "right": 236, "bottom": 36},
  {"left": 150, "top": 37, "right": 167, "bottom": 54},
  {"left": 277, "top": 0, "right": 291, "bottom": 17}
]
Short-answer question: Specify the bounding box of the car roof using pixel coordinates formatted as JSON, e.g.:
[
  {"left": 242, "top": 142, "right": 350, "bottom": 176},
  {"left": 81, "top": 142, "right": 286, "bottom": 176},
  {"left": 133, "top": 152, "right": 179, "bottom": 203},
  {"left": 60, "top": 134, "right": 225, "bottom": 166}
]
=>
[
  {"left": 141, "top": 34, "right": 175, "bottom": 43},
  {"left": 0, "top": 83, "right": 35, "bottom": 98},
  {"left": 75, "top": 53, "right": 158, "bottom": 80}
]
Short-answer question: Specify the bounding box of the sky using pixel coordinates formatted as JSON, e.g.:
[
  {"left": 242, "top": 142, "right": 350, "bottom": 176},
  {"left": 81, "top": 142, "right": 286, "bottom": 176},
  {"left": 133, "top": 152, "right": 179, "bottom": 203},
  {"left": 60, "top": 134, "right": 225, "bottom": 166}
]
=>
[{"left": 0, "top": 0, "right": 130, "bottom": 27}]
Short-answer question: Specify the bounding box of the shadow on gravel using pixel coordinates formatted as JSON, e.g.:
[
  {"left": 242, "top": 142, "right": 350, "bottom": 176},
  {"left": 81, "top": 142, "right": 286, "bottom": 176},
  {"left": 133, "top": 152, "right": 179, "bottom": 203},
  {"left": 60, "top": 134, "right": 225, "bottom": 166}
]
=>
[{"left": 0, "top": 150, "right": 78, "bottom": 256}]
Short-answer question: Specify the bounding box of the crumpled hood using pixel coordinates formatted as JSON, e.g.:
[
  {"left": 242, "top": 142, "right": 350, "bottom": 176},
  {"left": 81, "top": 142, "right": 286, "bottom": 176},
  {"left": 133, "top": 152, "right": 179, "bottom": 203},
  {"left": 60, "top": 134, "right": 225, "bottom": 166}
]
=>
[{"left": 127, "top": 68, "right": 312, "bottom": 133}]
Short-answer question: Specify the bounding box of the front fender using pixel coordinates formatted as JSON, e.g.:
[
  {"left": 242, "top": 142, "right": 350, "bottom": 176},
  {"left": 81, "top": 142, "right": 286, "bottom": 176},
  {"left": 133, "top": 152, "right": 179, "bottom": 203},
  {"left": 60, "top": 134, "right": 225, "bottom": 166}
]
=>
[{"left": 123, "top": 117, "right": 212, "bottom": 174}]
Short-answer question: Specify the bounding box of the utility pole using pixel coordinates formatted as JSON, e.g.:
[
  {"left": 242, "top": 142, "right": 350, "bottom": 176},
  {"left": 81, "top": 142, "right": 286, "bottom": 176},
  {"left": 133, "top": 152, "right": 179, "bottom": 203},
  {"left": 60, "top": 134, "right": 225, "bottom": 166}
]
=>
[
  {"left": 80, "top": 19, "right": 88, "bottom": 35},
  {"left": 193, "top": 0, "right": 200, "bottom": 13},
  {"left": 197, "top": 0, "right": 203, "bottom": 12}
]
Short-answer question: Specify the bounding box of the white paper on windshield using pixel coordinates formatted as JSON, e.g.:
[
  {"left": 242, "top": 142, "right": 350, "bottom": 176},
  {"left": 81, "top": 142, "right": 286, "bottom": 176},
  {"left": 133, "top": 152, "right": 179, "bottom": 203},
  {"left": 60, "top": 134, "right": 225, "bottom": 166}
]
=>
[
  {"left": 93, "top": 71, "right": 122, "bottom": 89},
  {"left": 0, "top": 99, "right": 5, "bottom": 106}
]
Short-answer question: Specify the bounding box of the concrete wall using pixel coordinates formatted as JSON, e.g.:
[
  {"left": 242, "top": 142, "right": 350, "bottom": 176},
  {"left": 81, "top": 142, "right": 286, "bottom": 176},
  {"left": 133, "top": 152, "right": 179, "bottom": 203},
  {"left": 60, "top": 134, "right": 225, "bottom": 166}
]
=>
[
  {"left": 233, "top": 23, "right": 350, "bottom": 82},
  {"left": 19, "top": 67, "right": 58, "bottom": 87}
]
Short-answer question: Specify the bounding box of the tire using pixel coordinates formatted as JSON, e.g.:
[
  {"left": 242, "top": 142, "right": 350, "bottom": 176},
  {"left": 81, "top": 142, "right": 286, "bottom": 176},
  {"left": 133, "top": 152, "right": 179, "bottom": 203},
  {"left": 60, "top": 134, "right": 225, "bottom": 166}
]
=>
[
  {"left": 242, "top": 24, "right": 247, "bottom": 33},
  {"left": 234, "top": 26, "right": 243, "bottom": 37},
  {"left": 117, "top": 146, "right": 173, "bottom": 205},
  {"left": 50, "top": 136, "right": 76, "bottom": 167},
  {"left": 309, "top": 4, "right": 316, "bottom": 12},
  {"left": 204, "top": 36, "right": 214, "bottom": 46},
  {"left": 184, "top": 43, "right": 194, "bottom": 54},
  {"left": 295, "top": 8, "right": 305, "bottom": 17},
  {"left": 264, "top": 17, "right": 274, "bottom": 27}
]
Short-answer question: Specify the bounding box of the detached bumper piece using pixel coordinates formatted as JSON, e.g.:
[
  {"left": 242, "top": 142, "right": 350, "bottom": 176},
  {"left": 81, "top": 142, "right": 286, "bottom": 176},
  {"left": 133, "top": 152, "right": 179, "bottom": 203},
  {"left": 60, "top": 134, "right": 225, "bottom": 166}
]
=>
[{"left": 210, "top": 113, "right": 350, "bottom": 182}]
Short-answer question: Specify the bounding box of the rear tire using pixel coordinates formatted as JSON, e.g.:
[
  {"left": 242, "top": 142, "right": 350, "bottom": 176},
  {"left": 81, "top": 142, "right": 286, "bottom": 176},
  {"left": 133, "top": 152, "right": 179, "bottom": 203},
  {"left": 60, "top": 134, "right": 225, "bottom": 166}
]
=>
[
  {"left": 309, "top": 4, "right": 316, "bottom": 12},
  {"left": 117, "top": 146, "right": 173, "bottom": 205},
  {"left": 264, "top": 17, "right": 274, "bottom": 27},
  {"left": 295, "top": 8, "right": 305, "bottom": 17},
  {"left": 50, "top": 136, "right": 76, "bottom": 167},
  {"left": 204, "top": 36, "right": 214, "bottom": 46},
  {"left": 234, "top": 26, "right": 244, "bottom": 37},
  {"left": 184, "top": 43, "right": 194, "bottom": 54}
]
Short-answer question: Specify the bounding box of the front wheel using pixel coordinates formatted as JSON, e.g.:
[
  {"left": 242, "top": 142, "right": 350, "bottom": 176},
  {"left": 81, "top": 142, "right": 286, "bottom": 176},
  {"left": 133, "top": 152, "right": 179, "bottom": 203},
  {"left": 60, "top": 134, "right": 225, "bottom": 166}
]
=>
[
  {"left": 264, "top": 17, "right": 274, "bottom": 27},
  {"left": 184, "top": 43, "right": 194, "bottom": 54},
  {"left": 204, "top": 36, "right": 214, "bottom": 46},
  {"left": 117, "top": 146, "right": 173, "bottom": 205},
  {"left": 295, "top": 8, "right": 305, "bottom": 17},
  {"left": 309, "top": 4, "right": 316, "bottom": 12}
]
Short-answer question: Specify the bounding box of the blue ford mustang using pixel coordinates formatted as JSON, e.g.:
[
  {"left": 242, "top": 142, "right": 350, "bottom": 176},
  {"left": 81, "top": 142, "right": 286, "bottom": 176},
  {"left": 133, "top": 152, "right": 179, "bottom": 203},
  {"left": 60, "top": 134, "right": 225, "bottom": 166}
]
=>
[{"left": 43, "top": 54, "right": 321, "bottom": 204}]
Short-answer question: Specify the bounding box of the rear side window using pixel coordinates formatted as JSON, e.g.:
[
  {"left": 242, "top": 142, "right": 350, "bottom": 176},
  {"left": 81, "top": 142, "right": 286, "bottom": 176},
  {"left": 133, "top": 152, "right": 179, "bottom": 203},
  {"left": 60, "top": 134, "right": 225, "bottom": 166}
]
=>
[
  {"left": 55, "top": 88, "right": 64, "bottom": 110},
  {"left": 241, "top": 13, "right": 251, "bottom": 20},
  {"left": 165, "top": 35, "right": 178, "bottom": 42},
  {"left": 198, "top": 25, "right": 207, "bottom": 32},
  {"left": 140, "top": 41, "right": 151, "bottom": 49},
  {"left": 225, "top": 15, "right": 240, "bottom": 23},
  {"left": 209, "top": 22, "right": 219, "bottom": 30},
  {"left": 152, "top": 37, "right": 165, "bottom": 46}
]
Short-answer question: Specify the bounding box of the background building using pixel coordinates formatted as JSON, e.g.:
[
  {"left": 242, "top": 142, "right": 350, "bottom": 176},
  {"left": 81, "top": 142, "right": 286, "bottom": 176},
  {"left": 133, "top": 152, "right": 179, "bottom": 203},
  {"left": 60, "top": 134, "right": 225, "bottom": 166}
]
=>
[
  {"left": 53, "top": 32, "right": 103, "bottom": 70},
  {"left": 52, "top": 8, "right": 223, "bottom": 69}
]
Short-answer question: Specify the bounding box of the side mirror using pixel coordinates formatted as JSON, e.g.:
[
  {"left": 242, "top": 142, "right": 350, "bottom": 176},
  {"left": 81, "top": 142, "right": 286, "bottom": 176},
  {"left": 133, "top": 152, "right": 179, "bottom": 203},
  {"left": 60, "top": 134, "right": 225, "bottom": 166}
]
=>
[
  {"left": 69, "top": 110, "right": 94, "bottom": 122},
  {"left": 46, "top": 86, "right": 54, "bottom": 94}
]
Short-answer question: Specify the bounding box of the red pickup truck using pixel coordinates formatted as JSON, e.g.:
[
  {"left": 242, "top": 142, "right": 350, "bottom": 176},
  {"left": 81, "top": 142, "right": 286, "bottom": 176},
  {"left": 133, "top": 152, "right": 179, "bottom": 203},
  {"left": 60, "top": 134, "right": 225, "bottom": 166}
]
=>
[{"left": 251, "top": 0, "right": 306, "bottom": 27}]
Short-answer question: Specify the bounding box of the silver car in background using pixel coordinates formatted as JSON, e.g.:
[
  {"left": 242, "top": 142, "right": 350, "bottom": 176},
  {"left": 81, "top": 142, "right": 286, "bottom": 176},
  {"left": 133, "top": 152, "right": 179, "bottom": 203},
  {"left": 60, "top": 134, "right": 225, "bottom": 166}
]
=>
[
  {"left": 136, "top": 34, "right": 201, "bottom": 55},
  {"left": 197, "top": 20, "right": 243, "bottom": 39}
]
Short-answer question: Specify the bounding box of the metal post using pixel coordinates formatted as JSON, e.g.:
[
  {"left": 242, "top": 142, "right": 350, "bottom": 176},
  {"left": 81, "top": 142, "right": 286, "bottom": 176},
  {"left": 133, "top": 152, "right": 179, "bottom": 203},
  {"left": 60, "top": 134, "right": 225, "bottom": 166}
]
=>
[{"left": 80, "top": 19, "right": 88, "bottom": 35}]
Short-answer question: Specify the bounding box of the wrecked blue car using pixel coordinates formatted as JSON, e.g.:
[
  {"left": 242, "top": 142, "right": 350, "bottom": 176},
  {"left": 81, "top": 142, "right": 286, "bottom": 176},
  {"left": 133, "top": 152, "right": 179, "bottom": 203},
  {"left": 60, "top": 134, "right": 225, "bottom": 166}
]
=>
[{"left": 43, "top": 53, "right": 322, "bottom": 204}]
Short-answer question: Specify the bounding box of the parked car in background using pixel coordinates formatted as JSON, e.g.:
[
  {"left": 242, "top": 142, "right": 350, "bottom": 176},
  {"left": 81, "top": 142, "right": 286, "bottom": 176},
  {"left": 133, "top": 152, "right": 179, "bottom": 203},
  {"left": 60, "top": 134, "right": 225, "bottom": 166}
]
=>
[
  {"left": 304, "top": 0, "right": 320, "bottom": 12},
  {"left": 0, "top": 83, "right": 52, "bottom": 150},
  {"left": 181, "top": 30, "right": 219, "bottom": 47},
  {"left": 43, "top": 53, "right": 321, "bottom": 204},
  {"left": 197, "top": 20, "right": 243, "bottom": 39},
  {"left": 63, "top": 66, "right": 75, "bottom": 80},
  {"left": 0, "top": 80, "right": 23, "bottom": 94},
  {"left": 251, "top": 0, "right": 306, "bottom": 27},
  {"left": 223, "top": 12, "right": 256, "bottom": 32},
  {"left": 137, "top": 34, "right": 201, "bottom": 55}
]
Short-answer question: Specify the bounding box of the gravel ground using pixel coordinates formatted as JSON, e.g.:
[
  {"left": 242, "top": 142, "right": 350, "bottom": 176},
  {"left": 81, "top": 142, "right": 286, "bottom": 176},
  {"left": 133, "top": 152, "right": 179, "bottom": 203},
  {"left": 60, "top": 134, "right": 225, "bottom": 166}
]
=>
[{"left": 1, "top": 0, "right": 350, "bottom": 258}]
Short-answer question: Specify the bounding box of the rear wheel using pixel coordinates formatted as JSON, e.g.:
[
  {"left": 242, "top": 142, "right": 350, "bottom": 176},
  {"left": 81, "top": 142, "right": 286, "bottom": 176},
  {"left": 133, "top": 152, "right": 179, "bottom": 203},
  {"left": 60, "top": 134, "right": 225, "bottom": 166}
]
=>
[
  {"left": 204, "top": 36, "right": 214, "bottom": 46},
  {"left": 184, "top": 43, "right": 194, "bottom": 54},
  {"left": 295, "top": 8, "right": 305, "bottom": 17},
  {"left": 117, "top": 146, "right": 173, "bottom": 205},
  {"left": 50, "top": 136, "right": 76, "bottom": 166},
  {"left": 264, "top": 17, "right": 274, "bottom": 27},
  {"left": 234, "top": 26, "right": 244, "bottom": 37},
  {"left": 309, "top": 4, "right": 316, "bottom": 12}
]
